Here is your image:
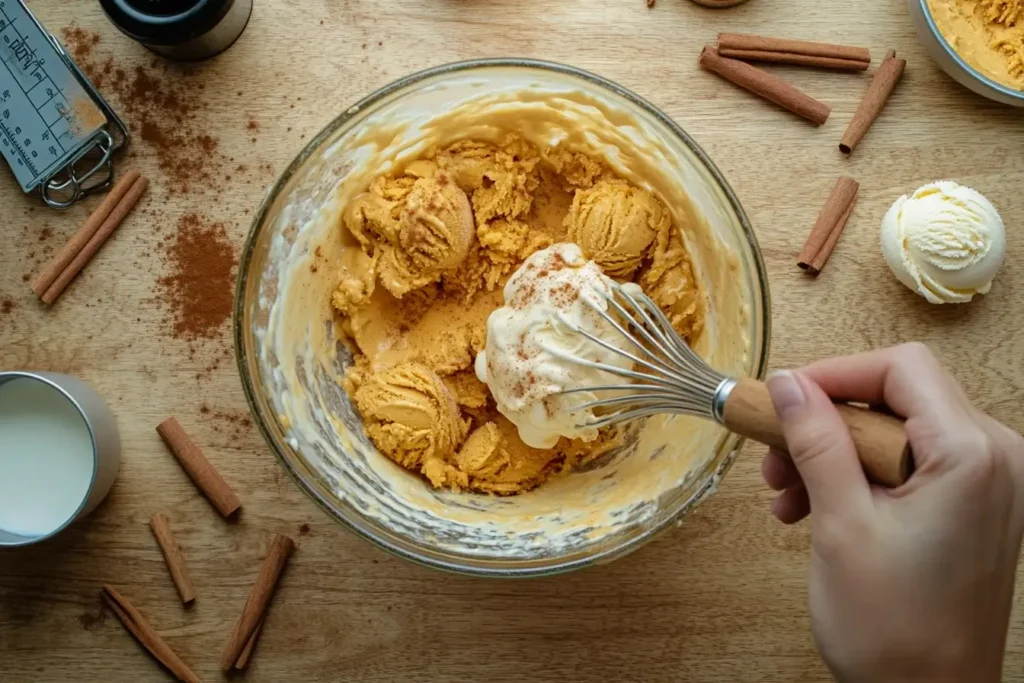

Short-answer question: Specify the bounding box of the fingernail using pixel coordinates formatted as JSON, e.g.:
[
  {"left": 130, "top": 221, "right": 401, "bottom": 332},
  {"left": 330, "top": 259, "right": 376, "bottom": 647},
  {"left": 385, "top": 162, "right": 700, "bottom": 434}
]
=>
[{"left": 766, "top": 370, "right": 805, "bottom": 419}]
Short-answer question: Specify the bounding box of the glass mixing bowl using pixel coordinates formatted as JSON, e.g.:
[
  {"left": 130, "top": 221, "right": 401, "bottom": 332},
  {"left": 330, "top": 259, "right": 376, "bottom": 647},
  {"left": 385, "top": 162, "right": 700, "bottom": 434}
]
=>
[{"left": 234, "top": 59, "right": 770, "bottom": 577}]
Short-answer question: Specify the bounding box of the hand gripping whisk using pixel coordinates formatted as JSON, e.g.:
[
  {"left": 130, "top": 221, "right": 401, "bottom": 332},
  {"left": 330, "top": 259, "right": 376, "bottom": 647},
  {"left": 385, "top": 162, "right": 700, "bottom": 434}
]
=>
[{"left": 555, "top": 284, "right": 913, "bottom": 487}]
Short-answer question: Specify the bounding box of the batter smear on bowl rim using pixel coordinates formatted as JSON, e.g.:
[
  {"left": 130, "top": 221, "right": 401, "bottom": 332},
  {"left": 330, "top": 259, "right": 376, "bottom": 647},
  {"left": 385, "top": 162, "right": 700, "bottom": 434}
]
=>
[{"left": 331, "top": 135, "right": 705, "bottom": 494}]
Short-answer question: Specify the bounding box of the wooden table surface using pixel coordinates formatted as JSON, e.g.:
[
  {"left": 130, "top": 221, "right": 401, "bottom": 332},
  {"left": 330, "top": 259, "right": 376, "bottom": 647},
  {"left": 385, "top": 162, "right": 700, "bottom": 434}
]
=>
[{"left": 1, "top": 0, "right": 1022, "bottom": 681}]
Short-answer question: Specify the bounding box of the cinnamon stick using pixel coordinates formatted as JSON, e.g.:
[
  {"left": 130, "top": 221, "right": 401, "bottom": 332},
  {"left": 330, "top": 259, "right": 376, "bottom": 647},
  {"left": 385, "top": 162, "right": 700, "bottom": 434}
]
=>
[
  {"left": 718, "top": 33, "right": 871, "bottom": 63},
  {"left": 40, "top": 175, "right": 149, "bottom": 305},
  {"left": 698, "top": 46, "right": 831, "bottom": 126},
  {"left": 219, "top": 534, "right": 295, "bottom": 671},
  {"left": 234, "top": 618, "right": 264, "bottom": 670},
  {"left": 156, "top": 417, "right": 242, "bottom": 518},
  {"left": 31, "top": 170, "right": 140, "bottom": 296},
  {"left": 840, "top": 50, "right": 906, "bottom": 154},
  {"left": 808, "top": 195, "right": 857, "bottom": 275},
  {"left": 100, "top": 585, "right": 201, "bottom": 683},
  {"left": 797, "top": 177, "right": 859, "bottom": 271},
  {"left": 149, "top": 513, "right": 197, "bottom": 606},
  {"left": 717, "top": 49, "right": 870, "bottom": 71}
]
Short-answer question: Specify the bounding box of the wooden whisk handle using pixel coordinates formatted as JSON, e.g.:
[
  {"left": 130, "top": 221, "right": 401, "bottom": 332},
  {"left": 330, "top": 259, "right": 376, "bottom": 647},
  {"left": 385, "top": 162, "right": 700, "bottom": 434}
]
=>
[{"left": 721, "top": 377, "right": 912, "bottom": 487}]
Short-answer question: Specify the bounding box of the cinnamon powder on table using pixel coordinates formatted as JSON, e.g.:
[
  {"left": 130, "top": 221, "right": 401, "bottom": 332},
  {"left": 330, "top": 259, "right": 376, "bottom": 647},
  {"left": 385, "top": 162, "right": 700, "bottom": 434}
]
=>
[
  {"left": 157, "top": 213, "right": 237, "bottom": 341},
  {"left": 62, "top": 27, "right": 99, "bottom": 58},
  {"left": 17, "top": 224, "right": 56, "bottom": 284},
  {"left": 61, "top": 27, "right": 224, "bottom": 195},
  {"left": 199, "top": 403, "right": 254, "bottom": 437}
]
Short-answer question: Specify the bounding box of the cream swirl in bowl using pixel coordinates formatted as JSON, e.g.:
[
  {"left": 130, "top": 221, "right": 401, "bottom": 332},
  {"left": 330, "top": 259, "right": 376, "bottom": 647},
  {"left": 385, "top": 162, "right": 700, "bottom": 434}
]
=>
[{"left": 475, "top": 243, "right": 642, "bottom": 449}]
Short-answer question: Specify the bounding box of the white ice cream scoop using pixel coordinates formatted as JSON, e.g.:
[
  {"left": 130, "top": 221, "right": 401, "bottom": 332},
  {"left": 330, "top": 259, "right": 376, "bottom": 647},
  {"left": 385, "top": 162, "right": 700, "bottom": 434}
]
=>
[{"left": 881, "top": 181, "right": 1005, "bottom": 304}]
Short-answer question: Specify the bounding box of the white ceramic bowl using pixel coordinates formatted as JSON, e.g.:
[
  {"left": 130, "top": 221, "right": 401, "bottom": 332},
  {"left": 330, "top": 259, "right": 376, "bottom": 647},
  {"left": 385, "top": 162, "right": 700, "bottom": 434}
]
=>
[{"left": 908, "top": 0, "right": 1024, "bottom": 106}]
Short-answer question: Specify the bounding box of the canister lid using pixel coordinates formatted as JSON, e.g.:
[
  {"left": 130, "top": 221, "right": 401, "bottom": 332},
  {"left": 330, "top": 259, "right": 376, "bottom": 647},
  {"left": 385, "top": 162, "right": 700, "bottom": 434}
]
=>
[{"left": 99, "top": 0, "right": 235, "bottom": 47}]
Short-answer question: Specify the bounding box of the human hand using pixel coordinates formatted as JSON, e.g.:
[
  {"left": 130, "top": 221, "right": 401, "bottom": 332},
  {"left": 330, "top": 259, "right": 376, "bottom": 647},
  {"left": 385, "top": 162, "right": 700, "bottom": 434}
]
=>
[{"left": 762, "top": 343, "right": 1024, "bottom": 683}]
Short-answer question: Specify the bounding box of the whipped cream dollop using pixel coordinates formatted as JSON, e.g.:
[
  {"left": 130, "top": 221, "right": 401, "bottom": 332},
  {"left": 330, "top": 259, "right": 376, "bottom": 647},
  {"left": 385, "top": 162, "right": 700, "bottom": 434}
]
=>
[
  {"left": 881, "top": 181, "right": 1005, "bottom": 304},
  {"left": 475, "top": 243, "right": 639, "bottom": 449}
]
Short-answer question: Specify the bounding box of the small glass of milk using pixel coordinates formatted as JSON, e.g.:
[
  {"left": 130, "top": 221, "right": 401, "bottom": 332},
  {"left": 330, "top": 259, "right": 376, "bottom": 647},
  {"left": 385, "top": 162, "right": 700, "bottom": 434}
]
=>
[{"left": 0, "top": 372, "right": 121, "bottom": 547}]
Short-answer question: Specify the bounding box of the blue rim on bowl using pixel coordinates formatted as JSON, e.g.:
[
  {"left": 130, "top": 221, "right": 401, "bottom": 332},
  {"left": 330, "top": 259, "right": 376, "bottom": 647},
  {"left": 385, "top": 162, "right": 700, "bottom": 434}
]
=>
[{"left": 918, "top": 0, "right": 1024, "bottom": 102}]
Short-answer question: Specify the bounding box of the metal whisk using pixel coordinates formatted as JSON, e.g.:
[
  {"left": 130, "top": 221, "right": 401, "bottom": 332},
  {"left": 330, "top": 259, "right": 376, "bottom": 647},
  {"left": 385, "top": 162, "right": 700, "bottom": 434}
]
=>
[{"left": 552, "top": 283, "right": 912, "bottom": 488}]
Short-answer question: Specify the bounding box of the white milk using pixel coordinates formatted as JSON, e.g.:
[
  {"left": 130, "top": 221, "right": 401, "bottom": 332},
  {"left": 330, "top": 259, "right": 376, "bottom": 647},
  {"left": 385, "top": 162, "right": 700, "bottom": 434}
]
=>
[{"left": 0, "top": 377, "right": 95, "bottom": 537}]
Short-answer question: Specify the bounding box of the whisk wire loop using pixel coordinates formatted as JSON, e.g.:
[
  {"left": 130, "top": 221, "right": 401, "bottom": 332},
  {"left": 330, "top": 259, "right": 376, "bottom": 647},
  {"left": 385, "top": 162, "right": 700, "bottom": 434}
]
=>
[
  {"left": 554, "top": 284, "right": 727, "bottom": 428},
  {"left": 547, "top": 312, "right": 707, "bottom": 394},
  {"left": 604, "top": 287, "right": 697, "bottom": 373}
]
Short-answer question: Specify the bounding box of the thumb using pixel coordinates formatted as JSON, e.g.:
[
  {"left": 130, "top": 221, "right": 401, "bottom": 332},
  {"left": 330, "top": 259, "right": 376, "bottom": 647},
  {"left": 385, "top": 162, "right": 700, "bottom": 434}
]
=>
[{"left": 766, "top": 370, "right": 871, "bottom": 519}]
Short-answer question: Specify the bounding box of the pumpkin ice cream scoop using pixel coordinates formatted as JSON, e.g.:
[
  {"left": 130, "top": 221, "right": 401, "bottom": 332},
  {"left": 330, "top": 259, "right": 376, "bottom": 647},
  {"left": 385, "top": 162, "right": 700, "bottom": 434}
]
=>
[
  {"left": 345, "top": 170, "right": 475, "bottom": 298},
  {"left": 565, "top": 180, "right": 667, "bottom": 278},
  {"left": 352, "top": 362, "right": 469, "bottom": 488},
  {"left": 333, "top": 137, "right": 707, "bottom": 495}
]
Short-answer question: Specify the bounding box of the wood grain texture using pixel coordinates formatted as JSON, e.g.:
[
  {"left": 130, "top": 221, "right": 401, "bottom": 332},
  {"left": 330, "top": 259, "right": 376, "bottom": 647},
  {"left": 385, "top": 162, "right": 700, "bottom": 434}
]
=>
[
  {"left": 722, "top": 378, "right": 910, "bottom": 487},
  {"left": 1, "top": 1, "right": 1023, "bottom": 681}
]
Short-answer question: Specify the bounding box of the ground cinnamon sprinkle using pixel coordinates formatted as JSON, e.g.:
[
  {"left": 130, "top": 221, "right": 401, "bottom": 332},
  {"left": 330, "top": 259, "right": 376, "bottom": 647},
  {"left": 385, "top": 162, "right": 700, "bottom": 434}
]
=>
[
  {"left": 61, "top": 26, "right": 224, "bottom": 195},
  {"left": 0, "top": 296, "right": 14, "bottom": 316},
  {"left": 17, "top": 224, "right": 56, "bottom": 281},
  {"left": 215, "top": 410, "right": 253, "bottom": 428},
  {"left": 550, "top": 281, "right": 580, "bottom": 307},
  {"left": 199, "top": 403, "right": 253, "bottom": 436},
  {"left": 62, "top": 27, "right": 99, "bottom": 58},
  {"left": 157, "top": 213, "right": 237, "bottom": 340}
]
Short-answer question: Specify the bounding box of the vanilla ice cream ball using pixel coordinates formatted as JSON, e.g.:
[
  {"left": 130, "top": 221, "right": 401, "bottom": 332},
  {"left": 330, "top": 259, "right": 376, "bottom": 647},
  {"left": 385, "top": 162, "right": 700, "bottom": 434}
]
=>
[{"left": 880, "top": 181, "right": 1005, "bottom": 304}]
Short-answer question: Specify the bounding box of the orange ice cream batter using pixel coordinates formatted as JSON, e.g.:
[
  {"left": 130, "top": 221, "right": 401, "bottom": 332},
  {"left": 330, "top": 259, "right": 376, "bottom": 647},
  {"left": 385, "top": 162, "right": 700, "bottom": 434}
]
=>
[
  {"left": 928, "top": 0, "right": 1024, "bottom": 90},
  {"left": 333, "top": 135, "right": 705, "bottom": 494}
]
